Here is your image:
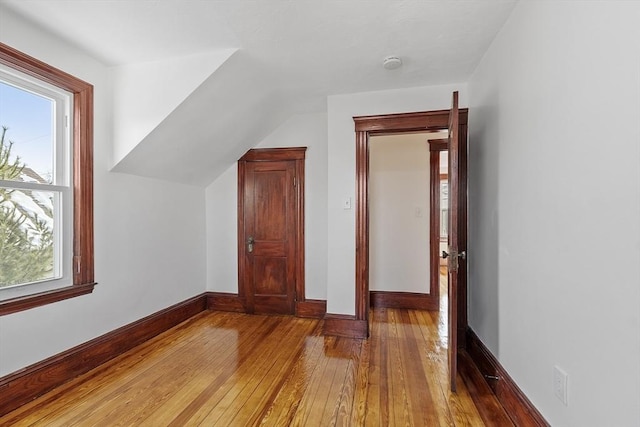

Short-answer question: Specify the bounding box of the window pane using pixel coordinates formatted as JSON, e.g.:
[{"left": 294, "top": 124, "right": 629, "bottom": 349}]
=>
[
  {"left": 0, "top": 188, "right": 56, "bottom": 288},
  {"left": 0, "top": 81, "right": 54, "bottom": 184}
]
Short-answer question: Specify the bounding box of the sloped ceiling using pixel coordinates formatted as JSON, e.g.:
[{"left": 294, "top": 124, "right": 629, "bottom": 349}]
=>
[{"left": 0, "top": 0, "right": 517, "bottom": 186}]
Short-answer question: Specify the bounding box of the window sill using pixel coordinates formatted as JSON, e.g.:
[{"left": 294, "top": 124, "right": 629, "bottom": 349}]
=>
[{"left": 0, "top": 283, "right": 96, "bottom": 316}]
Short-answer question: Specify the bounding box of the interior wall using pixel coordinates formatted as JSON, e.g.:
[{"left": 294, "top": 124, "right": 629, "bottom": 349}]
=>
[
  {"left": 110, "top": 48, "right": 236, "bottom": 167},
  {"left": 468, "top": 2, "right": 640, "bottom": 426},
  {"left": 0, "top": 6, "right": 207, "bottom": 376},
  {"left": 369, "top": 135, "right": 430, "bottom": 293},
  {"left": 326, "top": 84, "right": 467, "bottom": 315},
  {"left": 205, "top": 112, "right": 328, "bottom": 300}
]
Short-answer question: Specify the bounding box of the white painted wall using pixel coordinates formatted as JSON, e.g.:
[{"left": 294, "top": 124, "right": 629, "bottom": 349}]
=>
[
  {"left": 110, "top": 48, "right": 236, "bottom": 167},
  {"left": 205, "top": 163, "right": 238, "bottom": 294},
  {"left": 326, "top": 84, "right": 467, "bottom": 315},
  {"left": 468, "top": 2, "right": 640, "bottom": 426},
  {"left": 0, "top": 6, "right": 206, "bottom": 376},
  {"left": 369, "top": 135, "right": 430, "bottom": 293},
  {"left": 206, "top": 112, "right": 328, "bottom": 300}
]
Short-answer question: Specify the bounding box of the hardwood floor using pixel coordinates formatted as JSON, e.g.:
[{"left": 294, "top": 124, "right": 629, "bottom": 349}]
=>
[{"left": 2, "top": 301, "right": 512, "bottom": 425}]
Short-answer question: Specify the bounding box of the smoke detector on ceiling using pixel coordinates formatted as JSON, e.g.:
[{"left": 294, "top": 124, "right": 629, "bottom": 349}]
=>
[{"left": 383, "top": 56, "right": 402, "bottom": 70}]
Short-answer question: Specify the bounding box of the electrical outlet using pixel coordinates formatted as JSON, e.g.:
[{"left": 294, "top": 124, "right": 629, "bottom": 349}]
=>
[{"left": 553, "top": 365, "right": 568, "bottom": 405}]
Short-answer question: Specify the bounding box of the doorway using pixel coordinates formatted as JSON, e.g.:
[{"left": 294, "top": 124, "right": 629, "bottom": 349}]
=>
[
  {"left": 428, "top": 138, "right": 449, "bottom": 311},
  {"left": 368, "top": 132, "right": 446, "bottom": 310},
  {"left": 349, "top": 108, "right": 468, "bottom": 344}
]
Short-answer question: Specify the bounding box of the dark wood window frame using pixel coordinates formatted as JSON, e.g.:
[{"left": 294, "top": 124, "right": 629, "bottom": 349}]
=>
[{"left": 0, "top": 42, "right": 95, "bottom": 316}]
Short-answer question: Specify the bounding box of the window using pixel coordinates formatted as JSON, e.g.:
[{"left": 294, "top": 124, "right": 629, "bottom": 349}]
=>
[{"left": 0, "top": 42, "right": 94, "bottom": 315}]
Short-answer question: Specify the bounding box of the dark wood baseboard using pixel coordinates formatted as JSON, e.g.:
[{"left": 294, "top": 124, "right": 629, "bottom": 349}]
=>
[
  {"left": 370, "top": 291, "right": 438, "bottom": 311},
  {"left": 466, "top": 328, "right": 549, "bottom": 427},
  {"left": 0, "top": 293, "right": 207, "bottom": 417},
  {"left": 206, "top": 292, "right": 246, "bottom": 312},
  {"left": 295, "top": 299, "right": 326, "bottom": 319},
  {"left": 458, "top": 351, "right": 515, "bottom": 426},
  {"left": 323, "top": 313, "right": 368, "bottom": 338}
]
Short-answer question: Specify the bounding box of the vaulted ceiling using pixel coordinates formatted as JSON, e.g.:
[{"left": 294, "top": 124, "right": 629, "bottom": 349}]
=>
[{"left": 1, "top": 0, "right": 517, "bottom": 186}]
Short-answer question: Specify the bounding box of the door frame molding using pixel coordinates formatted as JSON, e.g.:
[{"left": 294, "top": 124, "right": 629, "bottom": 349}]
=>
[
  {"left": 429, "top": 138, "right": 448, "bottom": 308},
  {"left": 351, "top": 110, "right": 468, "bottom": 338},
  {"left": 237, "top": 147, "right": 307, "bottom": 313}
]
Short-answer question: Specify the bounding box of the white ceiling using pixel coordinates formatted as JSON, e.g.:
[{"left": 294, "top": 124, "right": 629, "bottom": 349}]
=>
[{"left": 0, "top": 0, "right": 517, "bottom": 185}]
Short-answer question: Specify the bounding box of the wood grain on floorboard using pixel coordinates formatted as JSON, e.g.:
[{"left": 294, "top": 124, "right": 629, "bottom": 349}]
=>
[{"left": 2, "top": 307, "right": 512, "bottom": 426}]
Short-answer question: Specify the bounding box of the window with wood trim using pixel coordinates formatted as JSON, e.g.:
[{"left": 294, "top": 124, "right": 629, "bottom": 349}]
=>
[{"left": 0, "top": 42, "right": 94, "bottom": 316}]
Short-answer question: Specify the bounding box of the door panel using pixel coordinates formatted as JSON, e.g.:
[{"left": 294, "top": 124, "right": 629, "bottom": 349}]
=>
[
  {"left": 447, "top": 91, "right": 460, "bottom": 393},
  {"left": 254, "top": 257, "right": 287, "bottom": 294},
  {"left": 254, "top": 170, "right": 287, "bottom": 240},
  {"left": 241, "top": 159, "right": 296, "bottom": 315}
]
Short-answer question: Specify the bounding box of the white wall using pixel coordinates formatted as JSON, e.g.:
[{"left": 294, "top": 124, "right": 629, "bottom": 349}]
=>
[
  {"left": 369, "top": 135, "right": 430, "bottom": 293},
  {"left": 206, "top": 112, "right": 328, "bottom": 300},
  {"left": 468, "top": 2, "right": 640, "bottom": 426},
  {"left": 110, "top": 48, "right": 236, "bottom": 167},
  {"left": 205, "top": 163, "right": 238, "bottom": 294},
  {"left": 326, "top": 84, "right": 467, "bottom": 315},
  {"left": 0, "top": 6, "right": 206, "bottom": 376}
]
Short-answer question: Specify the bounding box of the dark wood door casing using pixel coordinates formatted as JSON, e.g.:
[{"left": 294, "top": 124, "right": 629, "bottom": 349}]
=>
[
  {"left": 429, "top": 138, "right": 448, "bottom": 308},
  {"left": 352, "top": 108, "right": 468, "bottom": 340},
  {"left": 238, "top": 147, "right": 306, "bottom": 315}
]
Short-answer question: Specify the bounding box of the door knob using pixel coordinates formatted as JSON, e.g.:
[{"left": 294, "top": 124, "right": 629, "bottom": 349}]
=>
[
  {"left": 443, "top": 250, "right": 466, "bottom": 260},
  {"left": 247, "top": 236, "right": 254, "bottom": 253}
]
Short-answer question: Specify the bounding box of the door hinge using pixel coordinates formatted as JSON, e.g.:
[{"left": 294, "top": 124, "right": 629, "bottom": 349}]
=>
[
  {"left": 74, "top": 256, "right": 81, "bottom": 274},
  {"left": 293, "top": 177, "right": 297, "bottom": 187}
]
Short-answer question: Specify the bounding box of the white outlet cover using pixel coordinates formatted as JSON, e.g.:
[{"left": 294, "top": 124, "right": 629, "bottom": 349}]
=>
[
  {"left": 343, "top": 197, "right": 352, "bottom": 210},
  {"left": 553, "top": 365, "right": 568, "bottom": 406}
]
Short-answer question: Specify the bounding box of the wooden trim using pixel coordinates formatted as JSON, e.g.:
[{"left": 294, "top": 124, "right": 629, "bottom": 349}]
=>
[
  {"left": 429, "top": 135, "right": 448, "bottom": 291},
  {"left": 0, "top": 42, "right": 92, "bottom": 92},
  {"left": 295, "top": 156, "right": 306, "bottom": 302},
  {"left": 206, "top": 292, "right": 246, "bottom": 313},
  {"left": 73, "top": 83, "right": 95, "bottom": 286},
  {"left": 239, "top": 147, "right": 307, "bottom": 161},
  {"left": 0, "top": 294, "right": 207, "bottom": 417},
  {"left": 0, "top": 282, "right": 96, "bottom": 316},
  {"left": 429, "top": 149, "right": 441, "bottom": 305},
  {"left": 370, "top": 291, "right": 438, "bottom": 311},
  {"left": 354, "top": 109, "right": 468, "bottom": 133},
  {"left": 458, "top": 351, "right": 516, "bottom": 426},
  {"left": 0, "top": 42, "right": 95, "bottom": 313},
  {"left": 295, "top": 299, "right": 327, "bottom": 319},
  {"left": 429, "top": 138, "right": 448, "bottom": 151},
  {"left": 206, "top": 292, "right": 326, "bottom": 319},
  {"left": 355, "top": 130, "right": 369, "bottom": 330},
  {"left": 354, "top": 108, "right": 468, "bottom": 344},
  {"left": 323, "top": 313, "right": 368, "bottom": 338},
  {"left": 466, "top": 328, "right": 550, "bottom": 427}
]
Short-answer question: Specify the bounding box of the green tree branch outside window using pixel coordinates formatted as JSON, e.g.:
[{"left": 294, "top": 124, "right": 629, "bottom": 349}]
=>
[{"left": 0, "top": 126, "right": 54, "bottom": 288}]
